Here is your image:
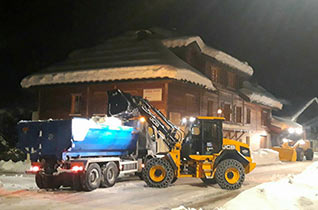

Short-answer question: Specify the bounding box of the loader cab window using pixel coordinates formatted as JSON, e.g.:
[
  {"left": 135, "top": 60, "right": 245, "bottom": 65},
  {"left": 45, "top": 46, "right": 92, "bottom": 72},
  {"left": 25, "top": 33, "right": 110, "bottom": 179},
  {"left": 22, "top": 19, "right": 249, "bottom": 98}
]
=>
[{"left": 201, "top": 120, "right": 223, "bottom": 155}]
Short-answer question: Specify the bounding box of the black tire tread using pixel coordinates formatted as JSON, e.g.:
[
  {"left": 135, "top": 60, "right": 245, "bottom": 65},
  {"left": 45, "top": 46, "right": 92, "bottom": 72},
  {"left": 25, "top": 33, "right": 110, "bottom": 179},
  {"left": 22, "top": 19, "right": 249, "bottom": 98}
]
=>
[
  {"left": 100, "top": 162, "right": 118, "bottom": 188},
  {"left": 81, "top": 163, "right": 102, "bottom": 191},
  {"left": 142, "top": 158, "right": 174, "bottom": 188},
  {"left": 305, "top": 148, "right": 314, "bottom": 161},
  {"left": 215, "top": 159, "right": 245, "bottom": 190}
]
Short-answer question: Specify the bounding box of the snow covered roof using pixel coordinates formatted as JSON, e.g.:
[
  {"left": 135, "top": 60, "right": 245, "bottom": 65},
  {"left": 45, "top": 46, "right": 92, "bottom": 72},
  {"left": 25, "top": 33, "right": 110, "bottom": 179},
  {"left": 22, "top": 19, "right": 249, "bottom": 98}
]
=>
[
  {"left": 21, "top": 32, "right": 215, "bottom": 90},
  {"left": 240, "top": 81, "right": 283, "bottom": 110},
  {"left": 271, "top": 115, "right": 302, "bottom": 129},
  {"left": 162, "top": 36, "right": 254, "bottom": 76}
]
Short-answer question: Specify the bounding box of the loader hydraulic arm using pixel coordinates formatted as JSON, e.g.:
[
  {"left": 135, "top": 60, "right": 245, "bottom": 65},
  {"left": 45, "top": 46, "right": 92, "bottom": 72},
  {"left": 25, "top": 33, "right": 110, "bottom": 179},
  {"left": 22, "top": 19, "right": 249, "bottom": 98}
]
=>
[{"left": 107, "top": 89, "right": 183, "bottom": 150}]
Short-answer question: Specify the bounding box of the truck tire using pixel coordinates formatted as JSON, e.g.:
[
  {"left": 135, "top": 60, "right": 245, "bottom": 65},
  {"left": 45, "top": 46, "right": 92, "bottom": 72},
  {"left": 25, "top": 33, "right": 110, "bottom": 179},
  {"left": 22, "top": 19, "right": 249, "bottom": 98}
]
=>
[
  {"left": 143, "top": 158, "right": 174, "bottom": 188},
  {"left": 72, "top": 173, "right": 83, "bottom": 191},
  {"left": 100, "top": 162, "right": 118, "bottom": 188},
  {"left": 82, "top": 163, "right": 102, "bottom": 191},
  {"left": 201, "top": 178, "right": 217, "bottom": 185},
  {"left": 35, "top": 172, "right": 44, "bottom": 189},
  {"left": 41, "top": 175, "right": 61, "bottom": 190},
  {"left": 305, "top": 148, "right": 314, "bottom": 160},
  {"left": 296, "top": 148, "right": 304, "bottom": 161},
  {"left": 215, "top": 159, "right": 245, "bottom": 190}
]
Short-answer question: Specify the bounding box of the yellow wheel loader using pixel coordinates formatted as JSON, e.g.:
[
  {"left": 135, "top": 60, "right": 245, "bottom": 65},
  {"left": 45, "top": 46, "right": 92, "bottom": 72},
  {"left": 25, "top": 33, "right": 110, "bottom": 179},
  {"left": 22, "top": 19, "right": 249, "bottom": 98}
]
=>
[
  {"left": 272, "top": 139, "right": 313, "bottom": 162},
  {"left": 108, "top": 89, "right": 256, "bottom": 190}
]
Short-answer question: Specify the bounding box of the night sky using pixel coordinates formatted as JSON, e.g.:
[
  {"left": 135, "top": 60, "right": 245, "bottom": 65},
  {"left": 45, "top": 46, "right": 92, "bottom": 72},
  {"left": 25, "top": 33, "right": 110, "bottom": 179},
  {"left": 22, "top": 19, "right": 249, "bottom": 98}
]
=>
[{"left": 1, "top": 0, "right": 318, "bottom": 111}]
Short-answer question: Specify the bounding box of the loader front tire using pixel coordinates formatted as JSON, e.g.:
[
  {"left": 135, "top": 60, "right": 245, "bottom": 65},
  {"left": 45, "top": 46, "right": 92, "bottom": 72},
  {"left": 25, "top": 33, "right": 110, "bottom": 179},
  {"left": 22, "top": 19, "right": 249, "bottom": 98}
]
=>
[
  {"left": 215, "top": 159, "right": 245, "bottom": 190},
  {"left": 143, "top": 158, "right": 174, "bottom": 188},
  {"left": 82, "top": 163, "right": 101, "bottom": 191},
  {"left": 305, "top": 148, "right": 313, "bottom": 160}
]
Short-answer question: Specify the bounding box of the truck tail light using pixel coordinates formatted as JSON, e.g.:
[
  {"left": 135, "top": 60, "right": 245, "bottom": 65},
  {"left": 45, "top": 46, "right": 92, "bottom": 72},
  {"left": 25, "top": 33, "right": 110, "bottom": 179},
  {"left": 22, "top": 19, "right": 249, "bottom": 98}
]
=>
[
  {"left": 27, "top": 162, "right": 41, "bottom": 174},
  {"left": 30, "top": 165, "right": 40, "bottom": 172},
  {"left": 71, "top": 162, "right": 84, "bottom": 173}
]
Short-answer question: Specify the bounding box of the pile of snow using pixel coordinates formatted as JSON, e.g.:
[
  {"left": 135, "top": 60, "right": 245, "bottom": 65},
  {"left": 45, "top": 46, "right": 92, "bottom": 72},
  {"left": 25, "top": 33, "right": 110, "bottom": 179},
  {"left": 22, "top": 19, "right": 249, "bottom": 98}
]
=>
[
  {"left": 221, "top": 161, "right": 318, "bottom": 210},
  {"left": 172, "top": 206, "right": 201, "bottom": 210},
  {"left": 252, "top": 149, "right": 281, "bottom": 166},
  {"left": 0, "top": 160, "right": 30, "bottom": 173}
]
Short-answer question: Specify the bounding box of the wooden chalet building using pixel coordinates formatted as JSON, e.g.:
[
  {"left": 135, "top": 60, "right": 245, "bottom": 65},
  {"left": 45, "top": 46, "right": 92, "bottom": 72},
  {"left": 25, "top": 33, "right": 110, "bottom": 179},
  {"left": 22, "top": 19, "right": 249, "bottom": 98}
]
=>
[{"left": 21, "top": 28, "right": 282, "bottom": 151}]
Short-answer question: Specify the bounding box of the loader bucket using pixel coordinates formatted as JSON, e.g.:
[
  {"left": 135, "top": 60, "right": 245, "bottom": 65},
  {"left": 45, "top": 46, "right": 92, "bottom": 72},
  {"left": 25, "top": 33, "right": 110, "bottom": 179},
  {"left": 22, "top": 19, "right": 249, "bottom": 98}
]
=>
[
  {"left": 107, "top": 89, "right": 132, "bottom": 116},
  {"left": 272, "top": 147, "right": 297, "bottom": 162}
]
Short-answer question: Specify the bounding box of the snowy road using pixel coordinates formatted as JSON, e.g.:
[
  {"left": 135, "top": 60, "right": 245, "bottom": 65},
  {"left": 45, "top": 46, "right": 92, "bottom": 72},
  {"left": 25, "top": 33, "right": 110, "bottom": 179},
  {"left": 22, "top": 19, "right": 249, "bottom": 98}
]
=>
[{"left": 0, "top": 160, "right": 316, "bottom": 210}]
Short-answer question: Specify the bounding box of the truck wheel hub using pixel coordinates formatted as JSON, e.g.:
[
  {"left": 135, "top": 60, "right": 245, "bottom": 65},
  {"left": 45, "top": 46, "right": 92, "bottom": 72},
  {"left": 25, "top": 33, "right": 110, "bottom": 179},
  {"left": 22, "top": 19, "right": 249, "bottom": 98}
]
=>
[{"left": 89, "top": 169, "right": 99, "bottom": 184}]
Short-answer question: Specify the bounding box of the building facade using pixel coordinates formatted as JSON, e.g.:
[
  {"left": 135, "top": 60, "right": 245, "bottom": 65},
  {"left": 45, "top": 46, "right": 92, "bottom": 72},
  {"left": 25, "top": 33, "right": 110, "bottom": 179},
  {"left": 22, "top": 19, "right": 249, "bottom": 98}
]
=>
[{"left": 21, "top": 28, "right": 282, "bottom": 151}]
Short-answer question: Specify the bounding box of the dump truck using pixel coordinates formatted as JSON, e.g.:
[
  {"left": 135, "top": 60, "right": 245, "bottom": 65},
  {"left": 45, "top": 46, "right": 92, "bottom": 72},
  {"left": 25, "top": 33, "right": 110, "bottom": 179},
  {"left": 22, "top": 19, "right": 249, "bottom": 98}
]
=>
[
  {"left": 108, "top": 89, "right": 256, "bottom": 190},
  {"left": 18, "top": 89, "right": 256, "bottom": 191},
  {"left": 272, "top": 139, "right": 314, "bottom": 162},
  {"left": 17, "top": 116, "right": 156, "bottom": 191}
]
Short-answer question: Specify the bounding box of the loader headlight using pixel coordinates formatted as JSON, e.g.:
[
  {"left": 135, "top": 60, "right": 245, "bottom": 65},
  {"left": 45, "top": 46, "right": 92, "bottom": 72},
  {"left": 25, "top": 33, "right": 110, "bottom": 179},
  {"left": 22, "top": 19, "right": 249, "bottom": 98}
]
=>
[{"left": 240, "top": 146, "right": 251, "bottom": 157}]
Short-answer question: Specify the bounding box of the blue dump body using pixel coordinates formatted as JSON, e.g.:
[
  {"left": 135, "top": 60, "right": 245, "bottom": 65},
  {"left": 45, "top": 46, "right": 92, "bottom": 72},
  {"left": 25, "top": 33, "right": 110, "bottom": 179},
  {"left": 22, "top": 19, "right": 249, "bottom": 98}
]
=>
[{"left": 17, "top": 118, "right": 139, "bottom": 161}]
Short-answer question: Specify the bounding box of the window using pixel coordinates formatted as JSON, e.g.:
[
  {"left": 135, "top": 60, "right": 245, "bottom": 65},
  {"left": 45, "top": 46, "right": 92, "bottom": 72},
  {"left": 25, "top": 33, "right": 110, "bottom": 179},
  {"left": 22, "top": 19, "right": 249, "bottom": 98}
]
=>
[
  {"left": 228, "top": 72, "right": 236, "bottom": 89},
  {"left": 246, "top": 108, "right": 251, "bottom": 124},
  {"left": 236, "top": 107, "right": 242, "bottom": 123},
  {"left": 208, "top": 100, "right": 214, "bottom": 116},
  {"left": 223, "top": 104, "right": 231, "bottom": 121},
  {"left": 71, "top": 94, "right": 81, "bottom": 115},
  {"left": 261, "top": 109, "right": 269, "bottom": 126},
  {"left": 211, "top": 67, "right": 219, "bottom": 83}
]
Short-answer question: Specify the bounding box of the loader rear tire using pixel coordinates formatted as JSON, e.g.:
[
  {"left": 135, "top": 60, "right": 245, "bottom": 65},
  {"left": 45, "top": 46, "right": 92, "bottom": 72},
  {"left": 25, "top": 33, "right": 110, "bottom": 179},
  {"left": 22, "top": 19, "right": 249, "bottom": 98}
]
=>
[
  {"left": 305, "top": 148, "right": 313, "bottom": 160},
  {"left": 82, "top": 163, "right": 102, "bottom": 191},
  {"left": 215, "top": 159, "right": 245, "bottom": 190},
  {"left": 201, "top": 178, "right": 217, "bottom": 185},
  {"left": 296, "top": 148, "right": 304, "bottom": 161},
  {"left": 100, "top": 162, "right": 118, "bottom": 188},
  {"left": 143, "top": 158, "right": 174, "bottom": 188}
]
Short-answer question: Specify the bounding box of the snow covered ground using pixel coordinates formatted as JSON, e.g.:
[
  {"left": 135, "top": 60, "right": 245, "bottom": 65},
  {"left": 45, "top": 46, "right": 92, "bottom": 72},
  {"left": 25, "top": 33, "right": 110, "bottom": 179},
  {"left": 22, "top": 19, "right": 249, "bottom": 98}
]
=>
[
  {"left": 220, "top": 161, "right": 318, "bottom": 210},
  {"left": 0, "top": 160, "right": 30, "bottom": 173}
]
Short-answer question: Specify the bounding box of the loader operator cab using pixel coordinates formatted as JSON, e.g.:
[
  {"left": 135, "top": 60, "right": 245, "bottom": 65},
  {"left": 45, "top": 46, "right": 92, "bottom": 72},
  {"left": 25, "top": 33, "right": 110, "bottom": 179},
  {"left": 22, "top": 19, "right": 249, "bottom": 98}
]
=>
[{"left": 181, "top": 117, "right": 223, "bottom": 159}]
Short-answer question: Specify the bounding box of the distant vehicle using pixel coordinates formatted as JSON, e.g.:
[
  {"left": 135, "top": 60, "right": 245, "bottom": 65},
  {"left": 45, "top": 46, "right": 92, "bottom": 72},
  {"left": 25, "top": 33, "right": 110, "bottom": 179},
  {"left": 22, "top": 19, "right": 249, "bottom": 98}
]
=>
[{"left": 272, "top": 139, "right": 313, "bottom": 162}]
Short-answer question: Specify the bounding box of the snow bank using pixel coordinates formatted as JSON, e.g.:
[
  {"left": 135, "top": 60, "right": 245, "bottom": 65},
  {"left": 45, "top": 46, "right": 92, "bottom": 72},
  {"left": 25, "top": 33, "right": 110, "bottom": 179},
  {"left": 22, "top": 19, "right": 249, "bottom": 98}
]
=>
[
  {"left": 172, "top": 206, "right": 201, "bottom": 210},
  {"left": 0, "top": 160, "right": 30, "bottom": 173},
  {"left": 252, "top": 149, "right": 281, "bottom": 166},
  {"left": 221, "top": 161, "right": 318, "bottom": 210}
]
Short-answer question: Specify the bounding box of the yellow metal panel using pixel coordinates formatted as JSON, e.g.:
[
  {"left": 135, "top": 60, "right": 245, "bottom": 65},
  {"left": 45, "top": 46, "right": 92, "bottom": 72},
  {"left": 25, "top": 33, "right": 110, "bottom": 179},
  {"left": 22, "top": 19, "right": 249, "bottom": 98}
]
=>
[{"left": 197, "top": 116, "right": 225, "bottom": 120}]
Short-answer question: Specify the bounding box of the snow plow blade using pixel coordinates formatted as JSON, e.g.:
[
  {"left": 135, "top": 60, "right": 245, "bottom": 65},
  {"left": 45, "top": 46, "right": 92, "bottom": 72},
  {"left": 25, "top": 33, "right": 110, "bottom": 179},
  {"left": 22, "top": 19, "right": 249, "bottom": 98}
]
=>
[{"left": 272, "top": 147, "right": 297, "bottom": 162}]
